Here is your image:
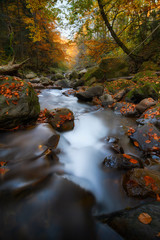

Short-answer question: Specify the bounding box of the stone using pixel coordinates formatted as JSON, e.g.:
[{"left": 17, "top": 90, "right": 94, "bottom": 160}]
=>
[
  {"left": 137, "top": 105, "right": 160, "bottom": 129},
  {"left": 44, "top": 133, "right": 60, "bottom": 149},
  {"left": 51, "top": 73, "right": 64, "bottom": 81},
  {"left": 136, "top": 98, "right": 157, "bottom": 114},
  {"left": 129, "top": 124, "right": 160, "bottom": 152},
  {"left": 54, "top": 80, "right": 70, "bottom": 88},
  {"left": 40, "top": 77, "right": 52, "bottom": 86},
  {"left": 25, "top": 72, "right": 37, "bottom": 79},
  {"left": 123, "top": 168, "right": 160, "bottom": 198},
  {"left": 103, "top": 154, "right": 141, "bottom": 169},
  {"left": 114, "top": 102, "right": 138, "bottom": 117},
  {"left": 78, "top": 69, "right": 87, "bottom": 78},
  {"left": 71, "top": 79, "right": 85, "bottom": 89},
  {"left": 76, "top": 85, "right": 104, "bottom": 101},
  {"left": 100, "top": 94, "right": 114, "bottom": 107},
  {"left": 69, "top": 70, "right": 79, "bottom": 80},
  {"left": 0, "top": 75, "right": 40, "bottom": 129},
  {"left": 30, "top": 78, "right": 40, "bottom": 84},
  {"left": 113, "top": 89, "right": 127, "bottom": 102},
  {"left": 46, "top": 108, "right": 74, "bottom": 132},
  {"left": 104, "top": 202, "right": 160, "bottom": 240}
]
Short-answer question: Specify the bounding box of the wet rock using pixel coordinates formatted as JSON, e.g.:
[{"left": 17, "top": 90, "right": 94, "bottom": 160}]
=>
[
  {"left": 76, "top": 85, "right": 104, "bottom": 101},
  {"left": 125, "top": 83, "right": 158, "bottom": 104},
  {"left": 106, "top": 137, "right": 119, "bottom": 144},
  {"left": 103, "top": 154, "right": 141, "bottom": 169},
  {"left": 47, "top": 108, "right": 74, "bottom": 132},
  {"left": 71, "top": 79, "right": 85, "bottom": 89},
  {"left": 25, "top": 72, "right": 37, "bottom": 79},
  {"left": 0, "top": 75, "right": 40, "bottom": 129},
  {"left": 113, "top": 89, "right": 127, "bottom": 102},
  {"left": 104, "top": 202, "right": 160, "bottom": 240},
  {"left": 44, "top": 133, "right": 60, "bottom": 149},
  {"left": 129, "top": 124, "right": 160, "bottom": 152},
  {"left": 137, "top": 105, "right": 160, "bottom": 129},
  {"left": 31, "top": 83, "right": 45, "bottom": 89},
  {"left": 62, "top": 89, "right": 76, "bottom": 96},
  {"left": 55, "top": 79, "right": 70, "bottom": 88},
  {"left": 110, "top": 144, "right": 124, "bottom": 154},
  {"left": 123, "top": 168, "right": 160, "bottom": 198},
  {"left": 114, "top": 102, "right": 138, "bottom": 117},
  {"left": 135, "top": 98, "right": 157, "bottom": 114},
  {"left": 69, "top": 70, "right": 79, "bottom": 80},
  {"left": 100, "top": 94, "right": 114, "bottom": 107}
]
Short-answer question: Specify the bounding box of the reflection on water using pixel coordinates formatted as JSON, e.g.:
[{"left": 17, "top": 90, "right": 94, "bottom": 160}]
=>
[{"left": 0, "top": 89, "right": 142, "bottom": 239}]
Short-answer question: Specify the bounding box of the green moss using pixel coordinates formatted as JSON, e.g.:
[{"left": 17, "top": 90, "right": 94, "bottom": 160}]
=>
[
  {"left": 139, "top": 61, "right": 160, "bottom": 71},
  {"left": 132, "top": 71, "right": 157, "bottom": 83}
]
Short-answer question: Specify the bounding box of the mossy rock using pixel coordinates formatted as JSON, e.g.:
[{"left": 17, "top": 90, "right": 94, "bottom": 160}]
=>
[
  {"left": 125, "top": 83, "right": 158, "bottom": 103},
  {"left": 82, "top": 66, "right": 105, "bottom": 82},
  {"left": 132, "top": 71, "right": 157, "bottom": 83},
  {"left": 99, "top": 57, "right": 130, "bottom": 79},
  {"left": 139, "top": 61, "right": 160, "bottom": 71},
  {"left": 0, "top": 75, "right": 40, "bottom": 129}
]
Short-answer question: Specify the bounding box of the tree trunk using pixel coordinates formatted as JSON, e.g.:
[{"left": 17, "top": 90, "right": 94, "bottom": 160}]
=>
[
  {"left": 0, "top": 58, "right": 29, "bottom": 75},
  {"left": 97, "top": 0, "right": 143, "bottom": 64}
]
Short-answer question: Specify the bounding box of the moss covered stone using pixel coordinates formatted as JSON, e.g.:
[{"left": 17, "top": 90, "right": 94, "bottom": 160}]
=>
[{"left": 0, "top": 75, "right": 40, "bottom": 129}]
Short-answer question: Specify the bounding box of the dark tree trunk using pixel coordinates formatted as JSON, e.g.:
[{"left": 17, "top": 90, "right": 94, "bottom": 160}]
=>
[
  {"left": 97, "top": 0, "right": 143, "bottom": 65},
  {"left": 0, "top": 58, "right": 29, "bottom": 75}
]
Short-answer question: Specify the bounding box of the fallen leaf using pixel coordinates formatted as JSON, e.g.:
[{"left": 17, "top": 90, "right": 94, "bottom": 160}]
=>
[
  {"left": 130, "top": 159, "right": 138, "bottom": 164},
  {"left": 156, "top": 232, "right": 160, "bottom": 237},
  {"left": 134, "top": 141, "right": 139, "bottom": 147},
  {"left": 145, "top": 140, "right": 151, "bottom": 144},
  {"left": 138, "top": 213, "right": 152, "bottom": 224}
]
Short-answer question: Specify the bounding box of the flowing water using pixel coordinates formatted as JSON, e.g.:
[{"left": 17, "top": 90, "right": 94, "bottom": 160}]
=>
[{"left": 0, "top": 89, "right": 143, "bottom": 240}]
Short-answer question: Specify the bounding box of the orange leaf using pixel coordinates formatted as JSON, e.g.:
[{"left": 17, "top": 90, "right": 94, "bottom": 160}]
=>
[
  {"left": 144, "top": 175, "right": 155, "bottom": 186},
  {"left": 156, "top": 232, "right": 160, "bottom": 237},
  {"left": 138, "top": 213, "right": 152, "bottom": 224},
  {"left": 156, "top": 194, "right": 160, "bottom": 202},
  {"left": 123, "top": 154, "right": 131, "bottom": 159},
  {"left": 0, "top": 161, "right": 6, "bottom": 167},
  {"left": 145, "top": 140, "right": 151, "bottom": 144},
  {"left": 130, "top": 159, "right": 138, "bottom": 164},
  {"left": 134, "top": 141, "right": 139, "bottom": 147}
]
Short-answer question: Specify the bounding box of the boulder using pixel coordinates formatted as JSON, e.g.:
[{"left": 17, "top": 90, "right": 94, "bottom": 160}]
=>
[
  {"left": 129, "top": 124, "right": 160, "bottom": 152},
  {"left": 44, "top": 133, "right": 60, "bottom": 149},
  {"left": 69, "top": 70, "right": 79, "bottom": 80},
  {"left": 125, "top": 83, "right": 158, "bottom": 104},
  {"left": 100, "top": 94, "right": 114, "bottom": 107},
  {"left": 70, "top": 79, "right": 85, "bottom": 89},
  {"left": 51, "top": 73, "right": 64, "bottom": 81},
  {"left": 54, "top": 80, "right": 70, "bottom": 88},
  {"left": 123, "top": 168, "right": 160, "bottom": 198},
  {"left": 76, "top": 85, "right": 104, "bottom": 101},
  {"left": 103, "top": 154, "right": 141, "bottom": 169},
  {"left": 135, "top": 98, "right": 157, "bottom": 114},
  {"left": 29, "top": 77, "right": 40, "bottom": 84},
  {"left": 40, "top": 77, "right": 52, "bottom": 86},
  {"left": 114, "top": 102, "right": 138, "bottom": 117},
  {"left": 25, "top": 72, "right": 37, "bottom": 79},
  {"left": 132, "top": 71, "right": 158, "bottom": 83},
  {"left": 113, "top": 89, "right": 127, "bottom": 102},
  {"left": 78, "top": 69, "right": 87, "bottom": 78},
  {"left": 105, "top": 202, "right": 160, "bottom": 240},
  {"left": 137, "top": 105, "right": 160, "bottom": 129},
  {"left": 46, "top": 108, "right": 74, "bottom": 132},
  {"left": 82, "top": 66, "right": 105, "bottom": 82},
  {"left": 0, "top": 75, "right": 40, "bottom": 129}
]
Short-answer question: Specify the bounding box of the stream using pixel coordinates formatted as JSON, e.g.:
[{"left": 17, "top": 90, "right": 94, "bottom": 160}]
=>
[{"left": 0, "top": 89, "right": 144, "bottom": 240}]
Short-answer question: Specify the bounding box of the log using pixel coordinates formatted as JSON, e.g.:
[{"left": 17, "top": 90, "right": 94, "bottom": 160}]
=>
[{"left": 0, "top": 58, "right": 29, "bottom": 75}]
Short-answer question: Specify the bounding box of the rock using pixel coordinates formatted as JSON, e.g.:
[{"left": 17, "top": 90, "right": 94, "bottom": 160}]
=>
[
  {"left": 46, "top": 108, "right": 74, "bottom": 132},
  {"left": 114, "top": 102, "right": 138, "bottom": 117},
  {"left": 125, "top": 83, "right": 158, "bottom": 104},
  {"left": 136, "top": 98, "right": 157, "bottom": 114},
  {"left": 40, "top": 77, "right": 52, "bottom": 86},
  {"left": 76, "top": 85, "right": 104, "bottom": 101},
  {"left": 105, "top": 202, "right": 160, "bottom": 240},
  {"left": 0, "top": 75, "right": 40, "bottom": 129},
  {"left": 85, "top": 77, "right": 97, "bottom": 86},
  {"left": 129, "top": 124, "right": 160, "bottom": 152},
  {"left": 99, "top": 57, "right": 129, "bottom": 79},
  {"left": 44, "top": 133, "right": 60, "bottom": 149},
  {"left": 139, "top": 61, "right": 160, "bottom": 71},
  {"left": 113, "top": 89, "right": 127, "bottom": 102},
  {"left": 132, "top": 71, "right": 158, "bottom": 83},
  {"left": 110, "top": 144, "right": 124, "bottom": 154},
  {"left": 123, "top": 168, "right": 160, "bottom": 198},
  {"left": 82, "top": 66, "right": 105, "bottom": 82},
  {"left": 71, "top": 79, "right": 85, "bottom": 89},
  {"left": 78, "top": 69, "right": 87, "bottom": 78},
  {"left": 25, "top": 72, "right": 37, "bottom": 79},
  {"left": 106, "top": 137, "right": 119, "bottom": 144},
  {"left": 31, "top": 83, "right": 45, "bottom": 89},
  {"left": 69, "top": 70, "right": 79, "bottom": 80},
  {"left": 100, "top": 94, "right": 114, "bottom": 107},
  {"left": 51, "top": 73, "right": 64, "bottom": 81},
  {"left": 30, "top": 77, "right": 40, "bottom": 84},
  {"left": 103, "top": 154, "right": 141, "bottom": 169},
  {"left": 54, "top": 80, "right": 70, "bottom": 88},
  {"left": 137, "top": 105, "right": 160, "bottom": 129}
]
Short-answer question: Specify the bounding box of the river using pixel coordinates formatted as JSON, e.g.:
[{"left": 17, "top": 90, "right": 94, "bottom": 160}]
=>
[{"left": 0, "top": 89, "right": 143, "bottom": 240}]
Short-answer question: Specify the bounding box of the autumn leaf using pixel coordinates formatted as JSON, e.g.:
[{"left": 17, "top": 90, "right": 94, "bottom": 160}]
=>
[
  {"left": 156, "top": 232, "right": 160, "bottom": 237},
  {"left": 130, "top": 159, "right": 138, "bottom": 164},
  {"left": 0, "top": 161, "right": 7, "bottom": 167},
  {"left": 138, "top": 213, "right": 152, "bottom": 224},
  {"left": 156, "top": 194, "right": 160, "bottom": 202},
  {"left": 134, "top": 141, "right": 139, "bottom": 147},
  {"left": 145, "top": 140, "right": 151, "bottom": 144},
  {"left": 0, "top": 168, "right": 9, "bottom": 175}
]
